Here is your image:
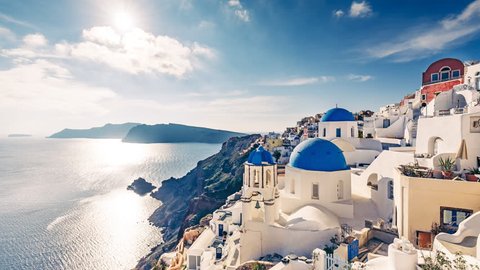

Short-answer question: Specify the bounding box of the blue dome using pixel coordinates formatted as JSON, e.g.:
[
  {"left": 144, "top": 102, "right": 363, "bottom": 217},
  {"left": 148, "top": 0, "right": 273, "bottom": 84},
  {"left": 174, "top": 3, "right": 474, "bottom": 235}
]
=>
[
  {"left": 321, "top": 108, "right": 355, "bottom": 122},
  {"left": 289, "top": 138, "right": 348, "bottom": 171},
  {"left": 247, "top": 146, "right": 275, "bottom": 165}
]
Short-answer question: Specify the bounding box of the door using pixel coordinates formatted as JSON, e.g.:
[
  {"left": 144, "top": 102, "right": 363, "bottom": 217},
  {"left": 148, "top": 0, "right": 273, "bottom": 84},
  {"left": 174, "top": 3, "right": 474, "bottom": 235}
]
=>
[
  {"left": 218, "top": 224, "right": 224, "bottom": 237},
  {"left": 383, "top": 119, "right": 390, "bottom": 128},
  {"left": 348, "top": 239, "right": 359, "bottom": 261},
  {"left": 417, "top": 231, "right": 432, "bottom": 249}
]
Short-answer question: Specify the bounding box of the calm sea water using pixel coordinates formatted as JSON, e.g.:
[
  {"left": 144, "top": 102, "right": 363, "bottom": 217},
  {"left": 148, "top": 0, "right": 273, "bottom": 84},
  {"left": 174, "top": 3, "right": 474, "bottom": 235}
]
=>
[{"left": 0, "top": 138, "right": 221, "bottom": 270}]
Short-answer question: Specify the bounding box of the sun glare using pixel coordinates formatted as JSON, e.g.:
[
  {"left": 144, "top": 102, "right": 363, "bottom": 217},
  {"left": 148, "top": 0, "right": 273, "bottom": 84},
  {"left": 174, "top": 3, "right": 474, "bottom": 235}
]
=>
[{"left": 113, "top": 11, "right": 134, "bottom": 31}]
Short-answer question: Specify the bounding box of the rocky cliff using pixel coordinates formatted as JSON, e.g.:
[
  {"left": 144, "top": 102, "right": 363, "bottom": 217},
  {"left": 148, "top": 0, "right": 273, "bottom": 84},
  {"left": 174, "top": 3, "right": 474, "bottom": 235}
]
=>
[
  {"left": 48, "top": 123, "right": 141, "bottom": 139},
  {"left": 123, "top": 123, "right": 246, "bottom": 144},
  {"left": 135, "top": 134, "right": 261, "bottom": 269}
]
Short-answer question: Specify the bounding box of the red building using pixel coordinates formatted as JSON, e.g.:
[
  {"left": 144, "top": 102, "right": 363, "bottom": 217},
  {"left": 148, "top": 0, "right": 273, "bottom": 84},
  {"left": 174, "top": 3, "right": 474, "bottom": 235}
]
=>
[{"left": 420, "top": 58, "right": 464, "bottom": 103}]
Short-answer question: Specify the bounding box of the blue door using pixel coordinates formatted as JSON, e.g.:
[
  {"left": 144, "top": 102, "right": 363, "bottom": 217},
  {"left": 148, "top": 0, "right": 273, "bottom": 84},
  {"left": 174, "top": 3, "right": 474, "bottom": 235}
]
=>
[
  {"left": 336, "top": 128, "right": 341, "bottom": 137},
  {"left": 348, "top": 239, "right": 359, "bottom": 261},
  {"left": 218, "top": 224, "right": 224, "bottom": 237}
]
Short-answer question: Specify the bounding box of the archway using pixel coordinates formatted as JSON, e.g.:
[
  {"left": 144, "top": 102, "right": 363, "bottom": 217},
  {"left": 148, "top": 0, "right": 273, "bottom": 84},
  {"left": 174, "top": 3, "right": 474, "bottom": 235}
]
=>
[
  {"left": 367, "top": 173, "right": 378, "bottom": 191},
  {"left": 428, "top": 136, "right": 443, "bottom": 156}
]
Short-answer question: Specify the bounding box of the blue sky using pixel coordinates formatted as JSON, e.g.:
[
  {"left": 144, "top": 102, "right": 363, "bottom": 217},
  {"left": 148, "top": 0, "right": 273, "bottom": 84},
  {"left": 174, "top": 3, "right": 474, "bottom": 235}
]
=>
[{"left": 0, "top": 0, "right": 479, "bottom": 135}]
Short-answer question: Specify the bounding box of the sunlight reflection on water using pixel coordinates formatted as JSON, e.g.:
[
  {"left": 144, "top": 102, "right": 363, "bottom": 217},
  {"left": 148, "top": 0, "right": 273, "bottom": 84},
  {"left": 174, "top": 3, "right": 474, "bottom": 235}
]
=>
[{"left": 0, "top": 138, "right": 221, "bottom": 269}]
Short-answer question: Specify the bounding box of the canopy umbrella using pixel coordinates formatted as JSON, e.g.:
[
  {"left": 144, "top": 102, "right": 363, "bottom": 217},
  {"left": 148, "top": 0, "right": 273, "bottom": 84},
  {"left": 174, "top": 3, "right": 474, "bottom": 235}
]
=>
[{"left": 455, "top": 139, "right": 468, "bottom": 160}]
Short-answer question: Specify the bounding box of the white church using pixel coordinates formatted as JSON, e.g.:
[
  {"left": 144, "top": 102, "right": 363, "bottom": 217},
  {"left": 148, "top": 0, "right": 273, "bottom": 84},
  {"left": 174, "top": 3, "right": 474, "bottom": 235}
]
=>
[{"left": 240, "top": 138, "right": 354, "bottom": 261}]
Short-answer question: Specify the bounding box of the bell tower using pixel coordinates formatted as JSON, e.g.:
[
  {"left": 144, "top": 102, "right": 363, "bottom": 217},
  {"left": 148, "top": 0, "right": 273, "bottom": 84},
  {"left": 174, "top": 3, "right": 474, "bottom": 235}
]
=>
[{"left": 241, "top": 146, "right": 279, "bottom": 225}]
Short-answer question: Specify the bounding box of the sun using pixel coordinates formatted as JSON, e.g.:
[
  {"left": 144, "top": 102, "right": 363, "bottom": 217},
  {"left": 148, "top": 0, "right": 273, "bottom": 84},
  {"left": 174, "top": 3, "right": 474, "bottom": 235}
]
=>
[{"left": 113, "top": 11, "right": 134, "bottom": 31}]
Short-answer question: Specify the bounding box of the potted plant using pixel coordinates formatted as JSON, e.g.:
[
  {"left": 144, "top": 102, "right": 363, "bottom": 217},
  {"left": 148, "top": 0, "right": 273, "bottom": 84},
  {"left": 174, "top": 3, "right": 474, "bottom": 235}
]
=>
[
  {"left": 465, "top": 168, "right": 480, "bottom": 182},
  {"left": 438, "top": 157, "right": 455, "bottom": 179}
]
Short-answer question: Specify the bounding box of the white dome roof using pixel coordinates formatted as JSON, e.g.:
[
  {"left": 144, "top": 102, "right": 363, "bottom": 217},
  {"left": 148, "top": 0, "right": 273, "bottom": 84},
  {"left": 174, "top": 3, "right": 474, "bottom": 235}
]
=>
[{"left": 285, "top": 205, "right": 340, "bottom": 231}]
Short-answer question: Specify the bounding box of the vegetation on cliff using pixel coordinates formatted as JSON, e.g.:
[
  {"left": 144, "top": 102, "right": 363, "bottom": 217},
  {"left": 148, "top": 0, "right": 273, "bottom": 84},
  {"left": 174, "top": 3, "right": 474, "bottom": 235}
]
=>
[
  {"left": 122, "top": 123, "right": 246, "bottom": 144},
  {"left": 135, "top": 134, "right": 261, "bottom": 269}
]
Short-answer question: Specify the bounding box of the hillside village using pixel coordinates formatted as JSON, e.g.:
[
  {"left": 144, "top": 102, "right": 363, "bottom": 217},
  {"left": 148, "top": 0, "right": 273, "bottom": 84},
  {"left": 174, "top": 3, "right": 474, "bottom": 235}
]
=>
[{"left": 156, "top": 58, "right": 480, "bottom": 270}]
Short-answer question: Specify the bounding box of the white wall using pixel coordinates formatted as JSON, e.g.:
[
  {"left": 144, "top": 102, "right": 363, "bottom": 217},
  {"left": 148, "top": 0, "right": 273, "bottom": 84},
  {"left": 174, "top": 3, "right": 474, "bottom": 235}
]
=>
[
  {"left": 465, "top": 63, "right": 480, "bottom": 91},
  {"left": 415, "top": 114, "right": 462, "bottom": 155},
  {"left": 318, "top": 121, "right": 358, "bottom": 138},
  {"left": 281, "top": 166, "right": 354, "bottom": 218},
  {"left": 240, "top": 221, "right": 339, "bottom": 262},
  {"left": 351, "top": 150, "right": 414, "bottom": 220},
  {"left": 284, "top": 167, "right": 351, "bottom": 202},
  {"left": 343, "top": 149, "right": 380, "bottom": 166},
  {"left": 375, "top": 116, "right": 407, "bottom": 139},
  {"left": 370, "top": 177, "right": 395, "bottom": 221},
  {"left": 460, "top": 112, "right": 480, "bottom": 169}
]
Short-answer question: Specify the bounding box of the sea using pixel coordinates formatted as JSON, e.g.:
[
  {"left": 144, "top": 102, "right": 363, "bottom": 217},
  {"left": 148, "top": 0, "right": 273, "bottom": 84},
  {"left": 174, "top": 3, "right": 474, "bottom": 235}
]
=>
[{"left": 0, "top": 138, "right": 221, "bottom": 270}]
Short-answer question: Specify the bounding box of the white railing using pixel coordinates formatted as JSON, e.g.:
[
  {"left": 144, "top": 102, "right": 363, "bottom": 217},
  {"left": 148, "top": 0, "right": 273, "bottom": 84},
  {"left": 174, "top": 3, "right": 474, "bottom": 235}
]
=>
[{"left": 325, "top": 254, "right": 349, "bottom": 270}]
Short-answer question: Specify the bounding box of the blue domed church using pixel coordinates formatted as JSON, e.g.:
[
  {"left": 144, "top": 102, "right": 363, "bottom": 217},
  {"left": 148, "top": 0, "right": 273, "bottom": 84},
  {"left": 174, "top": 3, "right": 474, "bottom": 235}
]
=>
[
  {"left": 240, "top": 139, "right": 354, "bottom": 262},
  {"left": 318, "top": 107, "right": 358, "bottom": 139}
]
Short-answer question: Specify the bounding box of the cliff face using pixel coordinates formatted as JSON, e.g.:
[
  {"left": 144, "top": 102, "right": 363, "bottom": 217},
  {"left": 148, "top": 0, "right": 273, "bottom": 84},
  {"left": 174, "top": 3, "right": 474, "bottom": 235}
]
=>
[
  {"left": 122, "top": 123, "right": 246, "bottom": 144},
  {"left": 135, "top": 134, "right": 260, "bottom": 269}
]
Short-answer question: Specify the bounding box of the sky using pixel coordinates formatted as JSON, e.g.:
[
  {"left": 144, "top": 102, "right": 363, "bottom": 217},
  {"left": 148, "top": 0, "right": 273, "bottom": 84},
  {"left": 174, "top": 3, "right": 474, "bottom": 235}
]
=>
[{"left": 0, "top": 0, "right": 480, "bottom": 135}]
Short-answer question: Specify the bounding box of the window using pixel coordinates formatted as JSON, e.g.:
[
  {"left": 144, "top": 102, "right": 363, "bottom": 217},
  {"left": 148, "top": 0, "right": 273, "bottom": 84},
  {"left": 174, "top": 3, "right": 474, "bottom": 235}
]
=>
[
  {"left": 387, "top": 181, "right": 394, "bottom": 200},
  {"left": 351, "top": 127, "right": 354, "bottom": 137},
  {"left": 451, "top": 70, "right": 460, "bottom": 78},
  {"left": 441, "top": 71, "right": 450, "bottom": 80},
  {"left": 290, "top": 179, "right": 295, "bottom": 194},
  {"left": 431, "top": 73, "right": 439, "bottom": 82},
  {"left": 337, "top": 180, "right": 344, "bottom": 200},
  {"left": 336, "top": 128, "right": 341, "bottom": 137},
  {"left": 266, "top": 170, "right": 272, "bottom": 187},
  {"left": 323, "top": 128, "right": 326, "bottom": 137},
  {"left": 254, "top": 170, "right": 259, "bottom": 187},
  {"left": 440, "top": 207, "right": 473, "bottom": 233},
  {"left": 312, "top": 183, "right": 319, "bottom": 199},
  {"left": 188, "top": 255, "right": 199, "bottom": 270},
  {"left": 421, "top": 94, "right": 427, "bottom": 100},
  {"left": 440, "top": 67, "right": 451, "bottom": 81}
]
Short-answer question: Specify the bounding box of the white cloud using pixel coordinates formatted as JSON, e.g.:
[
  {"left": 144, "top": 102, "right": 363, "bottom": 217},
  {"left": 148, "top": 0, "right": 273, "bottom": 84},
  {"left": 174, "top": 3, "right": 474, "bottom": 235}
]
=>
[
  {"left": 349, "top": 1, "right": 372, "bottom": 18},
  {"left": 23, "top": 33, "right": 48, "bottom": 47},
  {"left": 185, "top": 89, "right": 247, "bottom": 97},
  {"left": 63, "top": 26, "right": 216, "bottom": 76},
  {"left": 1, "top": 33, "right": 56, "bottom": 59},
  {"left": 0, "top": 59, "right": 118, "bottom": 134},
  {"left": 0, "top": 13, "right": 36, "bottom": 29},
  {"left": 260, "top": 76, "right": 335, "bottom": 86},
  {"left": 366, "top": 0, "right": 480, "bottom": 61},
  {"left": 0, "top": 26, "right": 16, "bottom": 41},
  {"left": 228, "top": 0, "right": 241, "bottom": 7},
  {"left": 235, "top": 10, "right": 250, "bottom": 22},
  {"left": 192, "top": 42, "right": 216, "bottom": 59},
  {"left": 2, "top": 26, "right": 215, "bottom": 77},
  {"left": 333, "top": 10, "right": 345, "bottom": 18},
  {"left": 179, "top": 0, "right": 193, "bottom": 10},
  {"left": 347, "top": 74, "right": 373, "bottom": 82},
  {"left": 226, "top": 0, "right": 250, "bottom": 22},
  {"left": 198, "top": 20, "right": 216, "bottom": 29}
]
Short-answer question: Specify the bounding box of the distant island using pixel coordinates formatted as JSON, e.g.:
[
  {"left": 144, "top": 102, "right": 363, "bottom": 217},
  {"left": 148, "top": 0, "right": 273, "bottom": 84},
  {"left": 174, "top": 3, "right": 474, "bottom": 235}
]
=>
[
  {"left": 122, "top": 123, "right": 246, "bottom": 144},
  {"left": 48, "top": 123, "right": 141, "bottom": 139},
  {"left": 8, "top": 134, "right": 32, "bottom": 137}
]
